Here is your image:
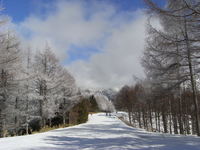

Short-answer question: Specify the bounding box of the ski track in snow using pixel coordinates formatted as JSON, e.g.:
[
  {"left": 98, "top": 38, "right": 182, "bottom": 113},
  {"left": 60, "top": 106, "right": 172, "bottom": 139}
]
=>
[{"left": 0, "top": 113, "right": 200, "bottom": 150}]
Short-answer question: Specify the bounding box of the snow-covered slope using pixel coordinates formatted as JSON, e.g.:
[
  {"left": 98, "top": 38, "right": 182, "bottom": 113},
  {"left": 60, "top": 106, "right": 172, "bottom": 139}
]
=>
[{"left": 0, "top": 113, "right": 200, "bottom": 150}]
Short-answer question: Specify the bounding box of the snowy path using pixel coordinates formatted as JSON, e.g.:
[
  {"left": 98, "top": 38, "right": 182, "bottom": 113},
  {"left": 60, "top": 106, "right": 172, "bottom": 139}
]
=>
[{"left": 0, "top": 113, "right": 200, "bottom": 150}]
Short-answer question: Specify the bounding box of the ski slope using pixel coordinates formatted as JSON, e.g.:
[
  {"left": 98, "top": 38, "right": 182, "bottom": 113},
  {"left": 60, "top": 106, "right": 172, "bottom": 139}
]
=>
[{"left": 0, "top": 113, "right": 200, "bottom": 150}]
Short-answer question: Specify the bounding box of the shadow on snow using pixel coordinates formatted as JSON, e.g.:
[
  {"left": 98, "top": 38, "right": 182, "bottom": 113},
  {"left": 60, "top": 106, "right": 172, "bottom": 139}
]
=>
[{"left": 29, "top": 114, "right": 200, "bottom": 150}]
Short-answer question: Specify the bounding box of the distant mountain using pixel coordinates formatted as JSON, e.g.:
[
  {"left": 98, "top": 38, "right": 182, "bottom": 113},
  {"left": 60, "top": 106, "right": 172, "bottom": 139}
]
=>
[
  {"left": 81, "top": 88, "right": 117, "bottom": 102},
  {"left": 80, "top": 88, "right": 117, "bottom": 112},
  {"left": 101, "top": 89, "right": 117, "bottom": 102}
]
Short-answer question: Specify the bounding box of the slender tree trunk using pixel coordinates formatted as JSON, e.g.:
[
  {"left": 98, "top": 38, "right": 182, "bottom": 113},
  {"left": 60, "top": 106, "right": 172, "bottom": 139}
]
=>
[
  {"left": 132, "top": 112, "right": 136, "bottom": 126},
  {"left": 26, "top": 115, "right": 29, "bottom": 135},
  {"left": 158, "top": 112, "right": 161, "bottom": 132},
  {"left": 162, "top": 109, "right": 168, "bottom": 133},
  {"left": 155, "top": 110, "right": 158, "bottom": 131},
  {"left": 128, "top": 110, "right": 132, "bottom": 125},
  {"left": 173, "top": 113, "right": 178, "bottom": 134},
  {"left": 169, "top": 99, "right": 172, "bottom": 134},
  {"left": 39, "top": 99, "right": 43, "bottom": 122},
  {"left": 149, "top": 108, "right": 153, "bottom": 131},
  {"left": 0, "top": 109, "right": 3, "bottom": 137},
  {"left": 138, "top": 111, "right": 142, "bottom": 128},
  {"left": 2, "top": 119, "right": 6, "bottom": 137},
  {"left": 142, "top": 109, "right": 146, "bottom": 128},
  {"left": 184, "top": 18, "right": 200, "bottom": 136},
  {"left": 185, "top": 106, "right": 191, "bottom": 134},
  {"left": 177, "top": 88, "right": 184, "bottom": 134},
  {"left": 176, "top": 42, "right": 184, "bottom": 134},
  {"left": 178, "top": 97, "right": 184, "bottom": 134},
  {"left": 25, "top": 96, "right": 29, "bottom": 135},
  {"left": 191, "top": 114, "right": 196, "bottom": 135},
  {"left": 49, "top": 118, "right": 52, "bottom": 127},
  {"left": 63, "top": 112, "right": 66, "bottom": 125}
]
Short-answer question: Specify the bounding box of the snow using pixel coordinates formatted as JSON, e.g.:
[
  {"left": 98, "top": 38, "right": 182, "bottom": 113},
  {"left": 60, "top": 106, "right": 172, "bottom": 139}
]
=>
[{"left": 0, "top": 113, "right": 200, "bottom": 150}]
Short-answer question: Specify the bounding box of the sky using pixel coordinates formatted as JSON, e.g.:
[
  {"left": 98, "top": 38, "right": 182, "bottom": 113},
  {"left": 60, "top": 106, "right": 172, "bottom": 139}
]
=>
[{"left": 1, "top": 0, "right": 163, "bottom": 90}]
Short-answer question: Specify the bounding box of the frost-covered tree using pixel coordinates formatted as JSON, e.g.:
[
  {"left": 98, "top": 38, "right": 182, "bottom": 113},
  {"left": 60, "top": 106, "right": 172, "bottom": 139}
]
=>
[
  {"left": 33, "top": 45, "right": 61, "bottom": 126},
  {"left": 0, "top": 31, "right": 22, "bottom": 137},
  {"left": 0, "top": 6, "right": 79, "bottom": 136},
  {"left": 18, "top": 48, "right": 37, "bottom": 134},
  {"left": 143, "top": 0, "right": 200, "bottom": 135},
  {"left": 32, "top": 45, "right": 77, "bottom": 127},
  {"left": 58, "top": 68, "right": 77, "bottom": 124}
]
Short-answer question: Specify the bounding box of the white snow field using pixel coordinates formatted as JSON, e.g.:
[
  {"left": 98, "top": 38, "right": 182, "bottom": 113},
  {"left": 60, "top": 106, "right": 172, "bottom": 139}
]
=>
[{"left": 0, "top": 113, "right": 200, "bottom": 150}]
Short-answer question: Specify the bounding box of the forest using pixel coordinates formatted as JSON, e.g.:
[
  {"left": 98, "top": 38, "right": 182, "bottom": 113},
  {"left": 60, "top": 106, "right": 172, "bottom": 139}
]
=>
[
  {"left": 115, "top": 0, "right": 200, "bottom": 136},
  {"left": 0, "top": 17, "right": 115, "bottom": 137},
  {"left": 2, "top": 0, "right": 200, "bottom": 149},
  {"left": 0, "top": 14, "right": 89, "bottom": 137},
  {"left": 1, "top": 0, "right": 200, "bottom": 140}
]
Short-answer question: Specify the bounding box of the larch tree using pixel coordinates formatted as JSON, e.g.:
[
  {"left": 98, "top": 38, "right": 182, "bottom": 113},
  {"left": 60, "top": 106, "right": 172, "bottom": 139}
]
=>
[
  {"left": 0, "top": 31, "right": 22, "bottom": 137},
  {"left": 144, "top": 0, "right": 200, "bottom": 135},
  {"left": 33, "top": 45, "right": 62, "bottom": 127}
]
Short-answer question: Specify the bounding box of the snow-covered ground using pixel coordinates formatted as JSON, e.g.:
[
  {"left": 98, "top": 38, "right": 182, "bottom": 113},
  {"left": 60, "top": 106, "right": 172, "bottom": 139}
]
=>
[{"left": 0, "top": 113, "right": 200, "bottom": 150}]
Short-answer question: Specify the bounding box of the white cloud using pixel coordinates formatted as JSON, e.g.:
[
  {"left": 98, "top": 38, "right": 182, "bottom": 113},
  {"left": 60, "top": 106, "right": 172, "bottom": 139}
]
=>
[
  {"left": 67, "top": 12, "right": 147, "bottom": 89},
  {"left": 15, "top": 1, "right": 116, "bottom": 59},
  {"left": 12, "top": 1, "right": 157, "bottom": 89}
]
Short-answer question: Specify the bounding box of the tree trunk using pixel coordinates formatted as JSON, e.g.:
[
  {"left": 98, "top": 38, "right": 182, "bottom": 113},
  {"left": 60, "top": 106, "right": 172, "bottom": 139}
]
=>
[
  {"left": 138, "top": 111, "right": 142, "bottom": 128},
  {"left": 26, "top": 120, "right": 29, "bottom": 135},
  {"left": 63, "top": 112, "right": 66, "bottom": 125},
  {"left": 162, "top": 110, "right": 168, "bottom": 133},
  {"left": 173, "top": 113, "right": 178, "bottom": 134},
  {"left": 0, "top": 109, "right": 3, "bottom": 137},
  {"left": 2, "top": 119, "right": 6, "bottom": 137},
  {"left": 149, "top": 104, "right": 153, "bottom": 131},
  {"left": 155, "top": 110, "right": 158, "bottom": 131},
  {"left": 191, "top": 114, "right": 196, "bottom": 135},
  {"left": 49, "top": 118, "right": 52, "bottom": 127},
  {"left": 184, "top": 18, "right": 200, "bottom": 136},
  {"left": 142, "top": 109, "right": 146, "bottom": 129},
  {"left": 176, "top": 41, "right": 184, "bottom": 135},
  {"left": 177, "top": 91, "right": 184, "bottom": 134},
  {"left": 169, "top": 99, "right": 172, "bottom": 134},
  {"left": 158, "top": 112, "right": 161, "bottom": 132},
  {"left": 128, "top": 110, "right": 132, "bottom": 125}
]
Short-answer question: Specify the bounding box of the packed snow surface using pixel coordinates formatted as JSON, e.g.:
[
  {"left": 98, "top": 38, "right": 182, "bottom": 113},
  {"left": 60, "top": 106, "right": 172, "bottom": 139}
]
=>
[{"left": 0, "top": 113, "right": 200, "bottom": 150}]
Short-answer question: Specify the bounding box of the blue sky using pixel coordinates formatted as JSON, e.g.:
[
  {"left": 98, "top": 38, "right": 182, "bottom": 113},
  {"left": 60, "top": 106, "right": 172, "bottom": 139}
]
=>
[
  {"left": 2, "top": 0, "right": 165, "bottom": 23},
  {"left": 1, "top": 0, "right": 164, "bottom": 89},
  {"left": 2, "top": 0, "right": 148, "bottom": 63}
]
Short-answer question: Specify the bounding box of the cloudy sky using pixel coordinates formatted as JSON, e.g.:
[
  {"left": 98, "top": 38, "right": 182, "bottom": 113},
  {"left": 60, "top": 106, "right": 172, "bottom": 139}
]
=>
[{"left": 2, "top": 0, "right": 163, "bottom": 90}]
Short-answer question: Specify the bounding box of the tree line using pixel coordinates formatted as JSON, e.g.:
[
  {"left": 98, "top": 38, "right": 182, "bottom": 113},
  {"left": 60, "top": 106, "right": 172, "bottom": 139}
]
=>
[
  {"left": 115, "top": 0, "right": 200, "bottom": 136},
  {"left": 0, "top": 17, "right": 77, "bottom": 137}
]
